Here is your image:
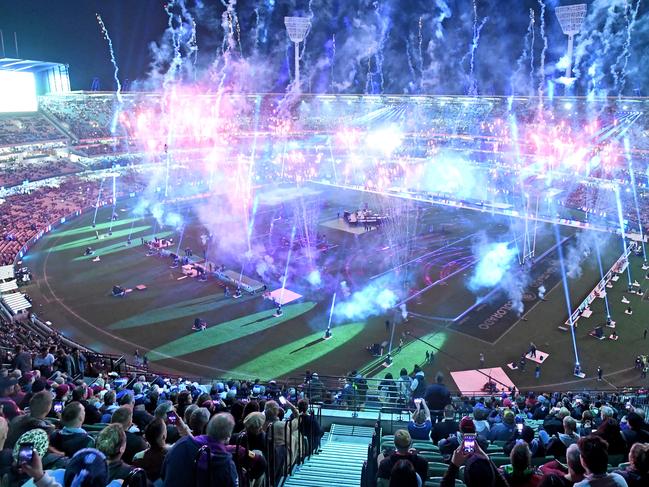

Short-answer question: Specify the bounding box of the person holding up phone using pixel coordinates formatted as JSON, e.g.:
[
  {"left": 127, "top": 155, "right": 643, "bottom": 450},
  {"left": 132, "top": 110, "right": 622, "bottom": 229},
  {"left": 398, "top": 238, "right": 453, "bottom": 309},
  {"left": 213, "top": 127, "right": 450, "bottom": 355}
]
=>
[
  {"left": 408, "top": 397, "right": 432, "bottom": 440},
  {"left": 440, "top": 441, "right": 509, "bottom": 487}
]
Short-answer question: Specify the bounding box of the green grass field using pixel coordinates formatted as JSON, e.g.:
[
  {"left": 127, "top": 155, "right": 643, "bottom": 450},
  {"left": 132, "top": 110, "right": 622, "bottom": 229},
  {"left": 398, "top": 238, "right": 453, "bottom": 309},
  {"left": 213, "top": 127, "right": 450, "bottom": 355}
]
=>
[{"left": 21, "top": 185, "right": 648, "bottom": 391}]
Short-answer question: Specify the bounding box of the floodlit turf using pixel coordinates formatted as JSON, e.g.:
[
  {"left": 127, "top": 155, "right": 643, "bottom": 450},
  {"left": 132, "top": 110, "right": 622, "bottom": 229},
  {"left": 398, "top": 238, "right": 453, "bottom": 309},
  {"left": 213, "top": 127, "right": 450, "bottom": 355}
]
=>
[
  {"left": 228, "top": 322, "right": 366, "bottom": 379},
  {"left": 147, "top": 301, "right": 317, "bottom": 361},
  {"left": 23, "top": 187, "right": 642, "bottom": 388}
]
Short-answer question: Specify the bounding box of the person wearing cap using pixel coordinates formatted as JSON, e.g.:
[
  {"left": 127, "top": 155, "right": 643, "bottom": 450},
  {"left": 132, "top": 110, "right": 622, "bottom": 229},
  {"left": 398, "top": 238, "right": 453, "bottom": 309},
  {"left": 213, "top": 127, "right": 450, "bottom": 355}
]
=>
[
  {"left": 0, "top": 376, "right": 19, "bottom": 401},
  {"left": 489, "top": 409, "right": 517, "bottom": 441},
  {"left": 22, "top": 447, "right": 123, "bottom": 487},
  {"left": 439, "top": 417, "right": 489, "bottom": 459},
  {"left": 377, "top": 429, "right": 428, "bottom": 486}
]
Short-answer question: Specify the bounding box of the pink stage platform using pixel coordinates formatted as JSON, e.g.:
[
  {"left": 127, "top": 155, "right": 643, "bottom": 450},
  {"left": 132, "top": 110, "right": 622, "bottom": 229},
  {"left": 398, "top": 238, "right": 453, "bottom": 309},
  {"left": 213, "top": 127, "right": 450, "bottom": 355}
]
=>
[
  {"left": 269, "top": 288, "right": 303, "bottom": 305},
  {"left": 450, "top": 368, "right": 515, "bottom": 396}
]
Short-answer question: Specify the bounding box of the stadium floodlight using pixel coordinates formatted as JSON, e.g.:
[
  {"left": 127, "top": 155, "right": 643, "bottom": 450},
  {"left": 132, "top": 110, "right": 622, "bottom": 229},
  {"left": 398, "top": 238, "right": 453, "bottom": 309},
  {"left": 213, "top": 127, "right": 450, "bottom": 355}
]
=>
[
  {"left": 555, "top": 3, "right": 587, "bottom": 80},
  {"left": 284, "top": 16, "right": 311, "bottom": 91}
]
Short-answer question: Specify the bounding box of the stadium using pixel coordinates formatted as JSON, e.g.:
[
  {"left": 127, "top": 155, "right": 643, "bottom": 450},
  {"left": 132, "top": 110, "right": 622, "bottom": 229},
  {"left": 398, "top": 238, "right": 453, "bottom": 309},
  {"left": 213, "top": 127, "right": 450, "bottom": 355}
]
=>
[{"left": 1, "top": 1, "right": 649, "bottom": 486}]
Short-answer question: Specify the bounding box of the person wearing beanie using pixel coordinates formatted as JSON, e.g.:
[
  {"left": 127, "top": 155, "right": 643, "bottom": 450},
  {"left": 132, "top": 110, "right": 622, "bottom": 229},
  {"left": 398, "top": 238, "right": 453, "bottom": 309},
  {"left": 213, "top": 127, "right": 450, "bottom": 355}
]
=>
[
  {"left": 439, "top": 416, "right": 489, "bottom": 459},
  {"left": 377, "top": 429, "right": 428, "bottom": 486}
]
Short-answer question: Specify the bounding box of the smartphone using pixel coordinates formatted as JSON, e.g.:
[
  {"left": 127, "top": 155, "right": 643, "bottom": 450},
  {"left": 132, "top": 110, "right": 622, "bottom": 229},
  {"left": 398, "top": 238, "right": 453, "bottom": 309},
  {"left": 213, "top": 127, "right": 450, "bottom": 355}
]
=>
[
  {"left": 414, "top": 398, "right": 423, "bottom": 406},
  {"left": 166, "top": 411, "right": 178, "bottom": 424},
  {"left": 278, "top": 396, "right": 287, "bottom": 406},
  {"left": 516, "top": 423, "right": 523, "bottom": 433},
  {"left": 53, "top": 401, "right": 64, "bottom": 414},
  {"left": 18, "top": 443, "right": 34, "bottom": 464},
  {"left": 463, "top": 434, "right": 476, "bottom": 453}
]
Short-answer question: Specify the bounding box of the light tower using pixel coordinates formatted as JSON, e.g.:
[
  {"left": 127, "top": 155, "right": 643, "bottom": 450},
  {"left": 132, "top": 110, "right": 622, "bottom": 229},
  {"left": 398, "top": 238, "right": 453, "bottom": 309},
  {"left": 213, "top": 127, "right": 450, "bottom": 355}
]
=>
[
  {"left": 555, "top": 3, "right": 587, "bottom": 80},
  {"left": 284, "top": 16, "right": 311, "bottom": 90}
]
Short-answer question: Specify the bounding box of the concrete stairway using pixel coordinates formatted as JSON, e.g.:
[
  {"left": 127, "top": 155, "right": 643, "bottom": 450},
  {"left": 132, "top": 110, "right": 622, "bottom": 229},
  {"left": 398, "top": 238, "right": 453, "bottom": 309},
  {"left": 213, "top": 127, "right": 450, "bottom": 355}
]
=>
[{"left": 283, "top": 424, "right": 374, "bottom": 487}]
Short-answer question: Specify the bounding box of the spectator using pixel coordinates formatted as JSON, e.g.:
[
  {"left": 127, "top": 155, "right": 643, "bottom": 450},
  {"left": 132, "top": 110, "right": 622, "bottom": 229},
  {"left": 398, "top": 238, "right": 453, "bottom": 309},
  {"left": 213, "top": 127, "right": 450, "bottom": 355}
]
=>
[
  {"left": 424, "top": 372, "right": 451, "bottom": 420},
  {"left": 21, "top": 447, "right": 123, "bottom": 487},
  {"left": 542, "top": 416, "right": 581, "bottom": 458},
  {"left": 440, "top": 443, "right": 509, "bottom": 487},
  {"left": 575, "top": 435, "right": 627, "bottom": 487},
  {"left": 99, "top": 390, "right": 118, "bottom": 424},
  {"left": 439, "top": 417, "right": 489, "bottom": 459},
  {"left": 431, "top": 405, "right": 459, "bottom": 445},
  {"left": 490, "top": 409, "right": 516, "bottom": 441},
  {"left": 188, "top": 407, "right": 210, "bottom": 436},
  {"left": 132, "top": 417, "right": 168, "bottom": 482},
  {"left": 592, "top": 418, "right": 626, "bottom": 457},
  {"left": 378, "top": 373, "right": 398, "bottom": 405},
  {"left": 614, "top": 442, "right": 649, "bottom": 487},
  {"left": 397, "top": 368, "right": 412, "bottom": 404},
  {"left": 50, "top": 401, "right": 95, "bottom": 457},
  {"left": 131, "top": 393, "right": 154, "bottom": 432},
  {"left": 297, "top": 399, "right": 323, "bottom": 454},
  {"left": 377, "top": 429, "right": 428, "bottom": 486},
  {"left": 621, "top": 412, "right": 649, "bottom": 450},
  {"left": 500, "top": 441, "right": 543, "bottom": 487},
  {"left": 161, "top": 412, "right": 238, "bottom": 487},
  {"left": 539, "top": 443, "right": 586, "bottom": 486},
  {"left": 408, "top": 398, "right": 432, "bottom": 441},
  {"left": 95, "top": 423, "right": 133, "bottom": 482},
  {"left": 389, "top": 459, "right": 420, "bottom": 487},
  {"left": 110, "top": 406, "right": 148, "bottom": 464},
  {"left": 473, "top": 405, "right": 491, "bottom": 440},
  {"left": 5, "top": 390, "right": 52, "bottom": 449},
  {"left": 410, "top": 371, "right": 427, "bottom": 401},
  {"left": 71, "top": 386, "right": 101, "bottom": 425},
  {"left": 12, "top": 345, "right": 32, "bottom": 375}
]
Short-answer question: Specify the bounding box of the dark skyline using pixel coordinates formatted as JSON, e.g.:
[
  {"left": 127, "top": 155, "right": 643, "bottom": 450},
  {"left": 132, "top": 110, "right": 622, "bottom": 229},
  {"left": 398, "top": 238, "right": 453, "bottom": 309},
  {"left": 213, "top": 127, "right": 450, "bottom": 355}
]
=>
[{"left": 0, "top": 1, "right": 647, "bottom": 96}]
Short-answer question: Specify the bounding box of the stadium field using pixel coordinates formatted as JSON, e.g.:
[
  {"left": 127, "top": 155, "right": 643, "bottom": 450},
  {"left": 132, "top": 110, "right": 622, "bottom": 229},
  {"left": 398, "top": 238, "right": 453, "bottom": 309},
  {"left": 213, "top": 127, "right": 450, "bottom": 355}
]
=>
[{"left": 22, "top": 184, "right": 642, "bottom": 391}]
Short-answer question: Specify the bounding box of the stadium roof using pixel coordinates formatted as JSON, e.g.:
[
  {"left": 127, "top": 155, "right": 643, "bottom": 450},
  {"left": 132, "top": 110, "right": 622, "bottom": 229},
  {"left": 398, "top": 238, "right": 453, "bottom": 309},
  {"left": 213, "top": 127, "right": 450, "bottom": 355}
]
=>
[{"left": 0, "top": 57, "right": 67, "bottom": 73}]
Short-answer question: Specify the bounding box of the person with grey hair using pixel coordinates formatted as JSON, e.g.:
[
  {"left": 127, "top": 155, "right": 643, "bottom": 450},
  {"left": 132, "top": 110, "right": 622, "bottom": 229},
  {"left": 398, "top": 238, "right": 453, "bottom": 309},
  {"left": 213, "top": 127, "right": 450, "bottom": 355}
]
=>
[
  {"left": 539, "top": 443, "right": 586, "bottom": 486},
  {"left": 189, "top": 407, "right": 211, "bottom": 436},
  {"left": 161, "top": 412, "right": 238, "bottom": 487}
]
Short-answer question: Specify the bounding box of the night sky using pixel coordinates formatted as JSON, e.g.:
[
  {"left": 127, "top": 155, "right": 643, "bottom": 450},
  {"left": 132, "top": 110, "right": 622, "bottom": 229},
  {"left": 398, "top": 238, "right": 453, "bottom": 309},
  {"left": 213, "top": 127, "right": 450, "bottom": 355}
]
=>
[
  {"left": 0, "top": 0, "right": 167, "bottom": 90},
  {"left": 1, "top": 1, "right": 647, "bottom": 95}
]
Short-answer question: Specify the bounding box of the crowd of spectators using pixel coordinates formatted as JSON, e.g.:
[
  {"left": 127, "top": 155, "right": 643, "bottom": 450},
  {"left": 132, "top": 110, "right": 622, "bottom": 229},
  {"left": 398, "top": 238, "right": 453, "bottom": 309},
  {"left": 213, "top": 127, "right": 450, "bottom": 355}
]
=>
[
  {"left": 0, "top": 171, "right": 147, "bottom": 265},
  {"left": 0, "top": 352, "right": 324, "bottom": 487},
  {"left": 373, "top": 374, "right": 649, "bottom": 487},
  {"left": 0, "top": 115, "right": 64, "bottom": 147}
]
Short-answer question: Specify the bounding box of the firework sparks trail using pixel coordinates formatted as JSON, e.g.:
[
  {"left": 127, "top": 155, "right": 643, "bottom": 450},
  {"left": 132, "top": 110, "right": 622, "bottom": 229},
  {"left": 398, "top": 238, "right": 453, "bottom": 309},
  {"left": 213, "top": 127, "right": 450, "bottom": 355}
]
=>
[
  {"left": 96, "top": 14, "right": 122, "bottom": 134},
  {"left": 613, "top": 184, "right": 633, "bottom": 287},
  {"left": 529, "top": 7, "right": 535, "bottom": 94},
  {"left": 510, "top": 9, "right": 535, "bottom": 104},
  {"left": 466, "top": 0, "right": 488, "bottom": 96},
  {"left": 537, "top": 0, "right": 547, "bottom": 109},
  {"left": 163, "top": 3, "right": 182, "bottom": 87},
  {"left": 330, "top": 34, "right": 336, "bottom": 92},
  {"left": 594, "top": 238, "right": 612, "bottom": 320},
  {"left": 280, "top": 224, "right": 298, "bottom": 302},
  {"left": 108, "top": 174, "right": 117, "bottom": 234},
  {"left": 623, "top": 137, "right": 647, "bottom": 259},
  {"left": 613, "top": 0, "right": 641, "bottom": 96},
  {"left": 92, "top": 178, "right": 106, "bottom": 227}
]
